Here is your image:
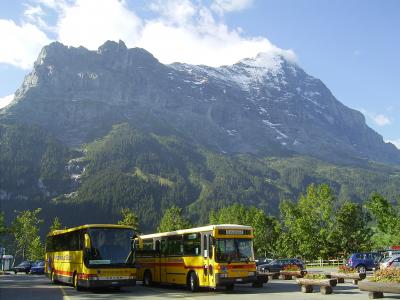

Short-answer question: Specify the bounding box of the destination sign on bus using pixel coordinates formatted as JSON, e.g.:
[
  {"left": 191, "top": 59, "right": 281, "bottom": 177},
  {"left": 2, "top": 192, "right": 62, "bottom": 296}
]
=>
[{"left": 218, "top": 229, "right": 251, "bottom": 235}]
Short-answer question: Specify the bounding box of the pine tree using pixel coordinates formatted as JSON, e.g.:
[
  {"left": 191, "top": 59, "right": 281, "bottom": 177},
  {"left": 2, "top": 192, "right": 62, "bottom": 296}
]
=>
[{"left": 157, "top": 206, "right": 191, "bottom": 232}]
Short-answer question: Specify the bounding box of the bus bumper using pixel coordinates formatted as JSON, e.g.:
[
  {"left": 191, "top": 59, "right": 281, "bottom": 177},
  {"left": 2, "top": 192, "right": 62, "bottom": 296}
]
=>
[
  {"left": 215, "top": 275, "right": 258, "bottom": 286},
  {"left": 79, "top": 279, "right": 136, "bottom": 288}
]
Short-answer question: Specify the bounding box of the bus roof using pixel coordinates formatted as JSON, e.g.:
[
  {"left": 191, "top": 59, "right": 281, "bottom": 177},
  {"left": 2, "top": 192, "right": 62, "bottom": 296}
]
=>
[
  {"left": 47, "top": 224, "right": 135, "bottom": 236},
  {"left": 140, "top": 224, "right": 252, "bottom": 239}
]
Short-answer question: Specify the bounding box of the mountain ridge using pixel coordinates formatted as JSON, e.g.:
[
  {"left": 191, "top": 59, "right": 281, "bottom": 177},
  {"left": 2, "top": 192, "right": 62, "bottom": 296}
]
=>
[{"left": 1, "top": 40, "right": 398, "bottom": 166}]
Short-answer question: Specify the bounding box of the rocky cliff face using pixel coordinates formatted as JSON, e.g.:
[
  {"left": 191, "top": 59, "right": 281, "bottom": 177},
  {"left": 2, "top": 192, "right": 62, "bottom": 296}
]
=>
[{"left": 1, "top": 40, "right": 399, "bottom": 165}]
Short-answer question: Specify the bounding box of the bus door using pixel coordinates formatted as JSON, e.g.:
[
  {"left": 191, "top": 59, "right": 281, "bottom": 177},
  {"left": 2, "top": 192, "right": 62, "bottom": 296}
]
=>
[
  {"left": 160, "top": 237, "right": 167, "bottom": 283},
  {"left": 202, "top": 232, "right": 214, "bottom": 287},
  {"left": 154, "top": 239, "right": 161, "bottom": 283}
]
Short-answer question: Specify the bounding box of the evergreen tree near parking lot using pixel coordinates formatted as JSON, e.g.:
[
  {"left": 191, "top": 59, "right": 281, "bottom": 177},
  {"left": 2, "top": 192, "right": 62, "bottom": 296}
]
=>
[
  {"left": 157, "top": 206, "right": 191, "bottom": 232},
  {"left": 118, "top": 208, "right": 140, "bottom": 233},
  {"left": 49, "top": 216, "right": 63, "bottom": 232},
  {"left": 0, "top": 212, "right": 6, "bottom": 236},
  {"left": 11, "top": 208, "right": 44, "bottom": 261},
  {"left": 279, "top": 184, "right": 336, "bottom": 259},
  {"left": 278, "top": 184, "right": 372, "bottom": 259},
  {"left": 366, "top": 193, "right": 400, "bottom": 248},
  {"left": 330, "top": 201, "right": 372, "bottom": 255}
]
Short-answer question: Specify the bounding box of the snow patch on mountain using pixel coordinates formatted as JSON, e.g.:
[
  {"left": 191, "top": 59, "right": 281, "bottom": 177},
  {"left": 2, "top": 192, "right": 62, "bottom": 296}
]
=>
[{"left": 170, "top": 52, "right": 289, "bottom": 92}]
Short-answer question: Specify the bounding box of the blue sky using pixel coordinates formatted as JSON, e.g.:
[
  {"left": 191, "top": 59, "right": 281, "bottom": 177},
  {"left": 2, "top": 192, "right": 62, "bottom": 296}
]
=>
[{"left": 0, "top": 0, "right": 399, "bottom": 147}]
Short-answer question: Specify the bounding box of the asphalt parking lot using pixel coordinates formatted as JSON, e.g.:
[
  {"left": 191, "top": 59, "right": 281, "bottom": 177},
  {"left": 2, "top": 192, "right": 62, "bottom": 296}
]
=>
[{"left": 1, "top": 273, "right": 400, "bottom": 300}]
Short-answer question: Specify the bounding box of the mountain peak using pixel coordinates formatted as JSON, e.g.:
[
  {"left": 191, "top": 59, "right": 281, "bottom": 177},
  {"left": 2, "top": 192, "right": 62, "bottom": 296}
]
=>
[
  {"left": 98, "top": 40, "right": 127, "bottom": 54},
  {"left": 3, "top": 42, "right": 399, "bottom": 165},
  {"left": 239, "top": 52, "right": 283, "bottom": 67}
]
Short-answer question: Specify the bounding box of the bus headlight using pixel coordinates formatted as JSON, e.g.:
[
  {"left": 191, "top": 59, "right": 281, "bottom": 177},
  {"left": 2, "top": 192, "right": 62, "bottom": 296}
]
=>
[{"left": 248, "top": 271, "right": 256, "bottom": 276}]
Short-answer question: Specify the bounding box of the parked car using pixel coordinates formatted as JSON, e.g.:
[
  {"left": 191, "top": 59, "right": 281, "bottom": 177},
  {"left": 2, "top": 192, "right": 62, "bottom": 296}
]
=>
[
  {"left": 379, "top": 255, "right": 400, "bottom": 270},
  {"left": 257, "top": 258, "right": 305, "bottom": 273},
  {"left": 255, "top": 257, "right": 273, "bottom": 266},
  {"left": 13, "top": 261, "right": 33, "bottom": 274},
  {"left": 30, "top": 261, "right": 45, "bottom": 275},
  {"left": 346, "top": 252, "right": 382, "bottom": 273}
]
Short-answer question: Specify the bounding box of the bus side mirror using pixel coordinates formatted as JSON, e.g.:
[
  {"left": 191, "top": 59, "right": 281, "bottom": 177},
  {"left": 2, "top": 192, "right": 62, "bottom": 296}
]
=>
[
  {"left": 84, "top": 233, "right": 91, "bottom": 249},
  {"left": 210, "top": 237, "right": 215, "bottom": 245}
]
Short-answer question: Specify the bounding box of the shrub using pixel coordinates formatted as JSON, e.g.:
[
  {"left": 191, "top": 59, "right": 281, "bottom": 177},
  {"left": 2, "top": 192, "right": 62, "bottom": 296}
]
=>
[
  {"left": 338, "top": 265, "right": 357, "bottom": 273},
  {"left": 283, "top": 264, "right": 301, "bottom": 271},
  {"left": 304, "top": 273, "right": 327, "bottom": 280},
  {"left": 371, "top": 268, "right": 400, "bottom": 283}
]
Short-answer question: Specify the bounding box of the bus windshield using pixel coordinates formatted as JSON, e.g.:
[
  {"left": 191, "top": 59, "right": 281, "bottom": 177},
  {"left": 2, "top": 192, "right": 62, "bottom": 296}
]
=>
[
  {"left": 87, "top": 228, "right": 134, "bottom": 266},
  {"left": 215, "top": 238, "right": 254, "bottom": 263}
]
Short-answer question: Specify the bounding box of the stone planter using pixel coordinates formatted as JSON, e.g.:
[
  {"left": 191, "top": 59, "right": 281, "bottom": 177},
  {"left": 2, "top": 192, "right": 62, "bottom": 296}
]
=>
[
  {"left": 359, "top": 280, "right": 400, "bottom": 299},
  {"left": 330, "top": 272, "right": 366, "bottom": 285},
  {"left": 296, "top": 278, "right": 337, "bottom": 295},
  {"left": 264, "top": 272, "right": 279, "bottom": 280}
]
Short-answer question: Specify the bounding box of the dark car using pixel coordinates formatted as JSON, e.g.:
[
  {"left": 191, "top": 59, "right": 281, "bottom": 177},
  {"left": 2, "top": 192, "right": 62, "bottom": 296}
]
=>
[
  {"left": 257, "top": 258, "right": 305, "bottom": 273},
  {"left": 13, "top": 261, "right": 33, "bottom": 274},
  {"left": 255, "top": 257, "right": 273, "bottom": 266},
  {"left": 346, "top": 252, "right": 382, "bottom": 273},
  {"left": 30, "top": 261, "right": 45, "bottom": 275}
]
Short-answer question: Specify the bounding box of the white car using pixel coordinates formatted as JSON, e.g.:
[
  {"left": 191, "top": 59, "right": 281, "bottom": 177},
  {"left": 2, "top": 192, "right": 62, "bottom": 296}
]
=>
[{"left": 379, "top": 255, "right": 400, "bottom": 269}]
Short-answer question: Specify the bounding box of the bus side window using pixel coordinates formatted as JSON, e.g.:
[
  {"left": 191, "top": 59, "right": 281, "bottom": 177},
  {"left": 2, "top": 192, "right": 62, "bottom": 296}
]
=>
[
  {"left": 142, "top": 239, "right": 153, "bottom": 250},
  {"left": 78, "top": 230, "right": 84, "bottom": 250},
  {"left": 47, "top": 236, "right": 53, "bottom": 252},
  {"left": 161, "top": 239, "right": 167, "bottom": 255},
  {"left": 155, "top": 240, "right": 160, "bottom": 252}
]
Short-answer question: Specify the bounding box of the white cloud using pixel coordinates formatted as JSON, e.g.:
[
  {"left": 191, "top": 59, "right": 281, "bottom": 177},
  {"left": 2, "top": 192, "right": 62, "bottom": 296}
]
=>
[
  {"left": 0, "top": 94, "right": 14, "bottom": 109},
  {"left": 361, "top": 109, "right": 392, "bottom": 127},
  {"left": 136, "top": 0, "right": 295, "bottom": 66},
  {"left": 0, "top": 0, "right": 294, "bottom": 70},
  {"left": 211, "top": 0, "right": 254, "bottom": 15},
  {"left": 0, "top": 19, "right": 51, "bottom": 69},
  {"left": 373, "top": 114, "right": 391, "bottom": 126},
  {"left": 34, "top": 0, "right": 64, "bottom": 9},
  {"left": 23, "top": 3, "right": 57, "bottom": 32},
  {"left": 56, "top": 0, "right": 142, "bottom": 50},
  {"left": 386, "top": 139, "right": 400, "bottom": 150},
  {"left": 148, "top": 0, "right": 196, "bottom": 26}
]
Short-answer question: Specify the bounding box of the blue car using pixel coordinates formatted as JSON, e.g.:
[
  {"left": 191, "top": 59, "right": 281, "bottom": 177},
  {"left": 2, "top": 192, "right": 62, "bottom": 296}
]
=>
[
  {"left": 346, "top": 252, "right": 382, "bottom": 273},
  {"left": 13, "top": 261, "right": 33, "bottom": 274},
  {"left": 30, "top": 261, "right": 45, "bottom": 275}
]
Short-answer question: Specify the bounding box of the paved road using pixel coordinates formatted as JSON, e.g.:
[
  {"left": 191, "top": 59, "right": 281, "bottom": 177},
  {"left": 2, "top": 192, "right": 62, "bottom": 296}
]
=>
[{"left": 2, "top": 273, "right": 400, "bottom": 300}]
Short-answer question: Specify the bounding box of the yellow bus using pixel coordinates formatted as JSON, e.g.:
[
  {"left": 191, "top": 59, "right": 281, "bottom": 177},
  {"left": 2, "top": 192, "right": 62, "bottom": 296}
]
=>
[
  {"left": 45, "top": 224, "right": 137, "bottom": 290},
  {"left": 136, "top": 224, "right": 264, "bottom": 291}
]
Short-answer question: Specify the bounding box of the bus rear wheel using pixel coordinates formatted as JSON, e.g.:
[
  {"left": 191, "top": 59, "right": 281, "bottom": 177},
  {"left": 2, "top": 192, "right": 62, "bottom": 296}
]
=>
[
  {"left": 188, "top": 272, "right": 199, "bottom": 292},
  {"left": 143, "top": 270, "right": 152, "bottom": 287}
]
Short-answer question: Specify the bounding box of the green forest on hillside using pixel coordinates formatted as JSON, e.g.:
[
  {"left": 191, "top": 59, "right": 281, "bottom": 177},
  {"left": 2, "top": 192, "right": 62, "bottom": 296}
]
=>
[
  {"left": 1, "top": 122, "right": 400, "bottom": 233},
  {"left": 2, "top": 187, "right": 400, "bottom": 262}
]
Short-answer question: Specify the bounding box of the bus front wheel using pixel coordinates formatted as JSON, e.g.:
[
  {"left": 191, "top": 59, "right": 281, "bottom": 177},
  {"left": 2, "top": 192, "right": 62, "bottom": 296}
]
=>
[
  {"left": 73, "top": 273, "right": 82, "bottom": 291},
  {"left": 143, "top": 270, "right": 152, "bottom": 287},
  {"left": 50, "top": 270, "right": 57, "bottom": 284},
  {"left": 188, "top": 272, "right": 199, "bottom": 292}
]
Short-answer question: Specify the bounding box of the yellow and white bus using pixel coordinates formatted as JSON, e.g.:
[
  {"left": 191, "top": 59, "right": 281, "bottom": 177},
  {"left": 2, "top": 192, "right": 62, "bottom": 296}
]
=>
[
  {"left": 45, "top": 224, "right": 137, "bottom": 290},
  {"left": 136, "top": 224, "right": 263, "bottom": 291}
]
